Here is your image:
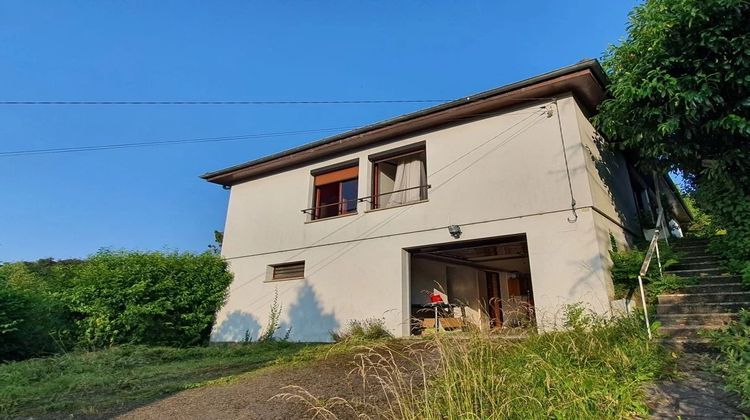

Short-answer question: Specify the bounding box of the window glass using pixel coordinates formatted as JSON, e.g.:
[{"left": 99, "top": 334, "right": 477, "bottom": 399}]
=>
[
  {"left": 341, "top": 179, "right": 358, "bottom": 213},
  {"left": 312, "top": 165, "right": 359, "bottom": 220},
  {"left": 372, "top": 149, "right": 427, "bottom": 209}
]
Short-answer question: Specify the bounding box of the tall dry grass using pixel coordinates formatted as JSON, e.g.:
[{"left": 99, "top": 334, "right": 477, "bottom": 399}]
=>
[{"left": 280, "top": 307, "right": 672, "bottom": 419}]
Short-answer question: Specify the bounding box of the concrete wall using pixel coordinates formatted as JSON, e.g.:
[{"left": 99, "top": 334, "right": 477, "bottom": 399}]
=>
[
  {"left": 573, "top": 101, "right": 640, "bottom": 299},
  {"left": 211, "top": 94, "right": 627, "bottom": 342}
]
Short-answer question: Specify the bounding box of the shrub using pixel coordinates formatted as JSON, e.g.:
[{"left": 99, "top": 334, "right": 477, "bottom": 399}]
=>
[
  {"left": 682, "top": 195, "right": 716, "bottom": 239},
  {"left": 609, "top": 235, "right": 682, "bottom": 300},
  {"left": 64, "top": 250, "right": 233, "bottom": 349},
  {"left": 695, "top": 177, "right": 750, "bottom": 273},
  {"left": 330, "top": 318, "right": 393, "bottom": 342},
  {"left": 0, "top": 264, "right": 73, "bottom": 361},
  {"left": 708, "top": 309, "right": 750, "bottom": 408}
]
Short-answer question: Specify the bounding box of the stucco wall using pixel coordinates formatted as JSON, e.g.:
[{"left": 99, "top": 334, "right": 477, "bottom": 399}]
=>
[
  {"left": 572, "top": 102, "right": 640, "bottom": 298},
  {"left": 211, "top": 95, "right": 624, "bottom": 342}
]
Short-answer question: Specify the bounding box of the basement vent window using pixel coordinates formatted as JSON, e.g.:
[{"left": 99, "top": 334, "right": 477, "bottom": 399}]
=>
[{"left": 269, "top": 261, "right": 305, "bottom": 281}]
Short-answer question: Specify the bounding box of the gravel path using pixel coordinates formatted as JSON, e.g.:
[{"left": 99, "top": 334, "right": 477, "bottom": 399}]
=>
[{"left": 647, "top": 353, "right": 747, "bottom": 419}]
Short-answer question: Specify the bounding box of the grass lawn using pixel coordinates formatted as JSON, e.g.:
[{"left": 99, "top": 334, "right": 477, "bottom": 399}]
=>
[{"left": 0, "top": 341, "right": 332, "bottom": 418}]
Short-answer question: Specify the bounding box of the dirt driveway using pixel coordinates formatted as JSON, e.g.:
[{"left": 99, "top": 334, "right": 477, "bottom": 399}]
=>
[{"left": 116, "top": 343, "right": 432, "bottom": 420}]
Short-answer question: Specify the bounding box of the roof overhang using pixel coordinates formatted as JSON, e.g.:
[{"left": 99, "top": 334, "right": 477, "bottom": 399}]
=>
[{"left": 202, "top": 59, "right": 608, "bottom": 186}]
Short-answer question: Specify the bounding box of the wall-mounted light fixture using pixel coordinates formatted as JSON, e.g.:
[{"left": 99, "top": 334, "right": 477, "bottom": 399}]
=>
[{"left": 448, "top": 224, "right": 462, "bottom": 239}]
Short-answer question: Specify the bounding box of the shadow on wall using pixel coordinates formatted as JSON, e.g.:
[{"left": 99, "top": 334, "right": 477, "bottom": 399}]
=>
[
  {"left": 211, "top": 281, "right": 340, "bottom": 342},
  {"left": 280, "top": 280, "right": 339, "bottom": 342},
  {"left": 211, "top": 310, "right": 262, "bottom": 342},
  {"left": 590, "top": 134, "right": 639, "bottom": 237}
]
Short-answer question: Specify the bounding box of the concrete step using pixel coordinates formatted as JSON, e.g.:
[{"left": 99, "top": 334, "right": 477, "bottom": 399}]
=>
[
  {"left": 677, "top": 283, "right": 746, "bottom": 294},
  {"left": 658, "top": 338, "right": 717, "bottom": 353},
  {"left": 656, "top": 313, "right": 739, "bottom": 327},
  {"left": 665, "top": 267, "right": 730, "bottom": 277},
  {"left": 677, "top": 255, "right": 720, "bottom": 263},
  {"left": 656, "top": 302, "right": 750, "bottom": 315},
  {"left": 671, "top": 261, "right": 723, "bottom": 271},
  {"left": 676, "top": 251, "right": 716, "bottom": 260},
  {"left": 672, "top": 243, "right": 710, "bottom": 251},
  {"left": 674, "top": 238, "right": 711, "bottom": 244},
  {"left": 659, "top": 325, "right": 724, "bottom": 339},
  {"left": 691, "top": 275, "right": 742, "bottom": 285},
  {"left": 658, "top": 291, "right": 750, "bottom": 305}
]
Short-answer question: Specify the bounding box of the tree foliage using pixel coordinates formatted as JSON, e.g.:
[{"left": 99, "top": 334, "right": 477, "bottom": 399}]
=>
[
  {"left": 596, "top": 0, "right": 750, "bottom": 268},
  {"left": 596, "top": 0, "right": 750, "bottom": 183}
]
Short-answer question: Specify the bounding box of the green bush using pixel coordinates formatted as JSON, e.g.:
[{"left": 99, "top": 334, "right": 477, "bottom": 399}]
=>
[
  {"left": 330, "top": 318, "right": 393, "bottom": 342},
  {"left": 65, "top": 250, "right": 233, "bottom": 349},
  {"left": 682, "top": 195, "right": 716, "bottom": 239},
  {"left": 0, "top": 264, "right": 74, "bottom": 361},
  {"left": 695, "top": 177, "right": 750, "bottom": 273},
  {"left": 609, "top": 235, "right": 682, "bottom": 300},
  {"left": 709, "top": 309, "right": 750, "bottom": 409}
]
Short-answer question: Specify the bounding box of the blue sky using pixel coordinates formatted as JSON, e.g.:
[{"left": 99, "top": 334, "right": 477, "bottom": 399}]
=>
[{"left": 0, "top": 1, "right": 640, "bottom": 262}]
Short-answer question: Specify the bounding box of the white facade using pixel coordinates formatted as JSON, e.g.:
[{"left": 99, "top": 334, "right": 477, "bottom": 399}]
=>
[{"left": 208, "top": 91, "right": 642, "bottom": 342}]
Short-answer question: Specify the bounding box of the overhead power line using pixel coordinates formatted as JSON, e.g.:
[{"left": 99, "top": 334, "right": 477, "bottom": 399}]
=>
[
  {"left": 0, "top": 99, "right": 451, "bottom": 106},
  {"left": 0, "top": 105, "right": 551, "bottom": 158},
  {"left": 0, "top": 126, "right": 357, "bottom": 157}
]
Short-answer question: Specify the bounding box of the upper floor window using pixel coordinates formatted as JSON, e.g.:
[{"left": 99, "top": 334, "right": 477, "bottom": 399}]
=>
[
  {"left": 312, "top": 164, "right": 358, "bottom": 220},
  {"left": 371, "top": 146, "right": 427, "bottom": 209}
]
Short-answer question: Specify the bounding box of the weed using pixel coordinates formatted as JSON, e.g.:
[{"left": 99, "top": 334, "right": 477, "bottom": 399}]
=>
[
  {"left": 708, "top": 309, "right": 750, "bottom": 408},
  {"left": 290, "top": 311, "right": 672, "bottom": 419},
  {"left": 258, "top": 289, "right": 283, "bottom": 342},
  {"left": 330, "top": 318, "right": 393, "bottom": 342}
]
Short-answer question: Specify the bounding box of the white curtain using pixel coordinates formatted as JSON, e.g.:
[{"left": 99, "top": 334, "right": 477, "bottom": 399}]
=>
[{"left": 386, "top": 157, "right": 426, "bottom": 207}]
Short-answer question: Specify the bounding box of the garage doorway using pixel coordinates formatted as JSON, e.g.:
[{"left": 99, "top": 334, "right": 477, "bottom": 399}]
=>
[{"left": 407, "top": 234, "right": 535, "bottom": 335}]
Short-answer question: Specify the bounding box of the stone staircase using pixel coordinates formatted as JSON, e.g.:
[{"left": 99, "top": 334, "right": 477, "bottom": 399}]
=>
[{"left": 655, "top": 238, "right": 749, "bottom": 352}]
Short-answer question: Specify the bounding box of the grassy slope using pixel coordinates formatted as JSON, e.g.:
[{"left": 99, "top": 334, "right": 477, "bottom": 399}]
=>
[
  {"left": 0, "top": 342, "right": 330, "bottom": 417},
  {"left": 1, "top": 317, "right": 674, "bottom": 419},
  {"left": 356, "top": 315, "right": 675, "bottom": 419}
]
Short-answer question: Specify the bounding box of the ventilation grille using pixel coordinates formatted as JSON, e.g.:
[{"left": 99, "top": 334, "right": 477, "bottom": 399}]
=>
[{"left": 271, "top": 261, "right": 305, "bottom": 280}]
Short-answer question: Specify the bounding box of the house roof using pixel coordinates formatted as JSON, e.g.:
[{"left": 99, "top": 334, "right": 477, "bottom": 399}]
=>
[{"left": 202, "top": 59, "right": 608, "bottom": 186}]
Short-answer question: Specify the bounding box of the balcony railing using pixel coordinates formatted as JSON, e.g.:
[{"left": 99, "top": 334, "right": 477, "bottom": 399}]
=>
[{"left": 301, "top": 184, "right": 431, "bottom": 217}]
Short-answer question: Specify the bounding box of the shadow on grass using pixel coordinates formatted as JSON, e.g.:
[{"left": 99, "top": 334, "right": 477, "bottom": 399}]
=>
[{"left": 0, "top": 341, "right": 329, "bottom": 419}]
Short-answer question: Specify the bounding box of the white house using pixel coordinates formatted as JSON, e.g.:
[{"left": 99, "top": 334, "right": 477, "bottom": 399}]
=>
[{"left": 203, "top": 60, "right": 690, "bottom": 342}]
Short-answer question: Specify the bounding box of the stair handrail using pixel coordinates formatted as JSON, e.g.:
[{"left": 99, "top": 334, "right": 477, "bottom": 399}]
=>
[{"left": 637, "top": 211, "right": 665, "bottom": 340}]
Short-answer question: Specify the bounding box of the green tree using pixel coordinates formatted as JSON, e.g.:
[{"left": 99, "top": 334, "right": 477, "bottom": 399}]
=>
[{"left": 596, "top": 0, "right": 750, "bottom": 268}]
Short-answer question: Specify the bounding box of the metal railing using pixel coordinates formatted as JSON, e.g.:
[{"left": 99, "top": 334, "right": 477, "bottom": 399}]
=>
[
  {"left": 300, "top": 184, "right": 431, "bottom": 216},
  {"left": 362, "top": 184, "right": 430, "bottom": 208},
  {"left": 637, "top": 211, "right": 664, "bottom": 340}
]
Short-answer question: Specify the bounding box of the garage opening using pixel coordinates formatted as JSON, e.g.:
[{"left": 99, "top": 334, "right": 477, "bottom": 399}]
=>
[{"left": 408, "top": 234, "right": 535, "bottom": 335}]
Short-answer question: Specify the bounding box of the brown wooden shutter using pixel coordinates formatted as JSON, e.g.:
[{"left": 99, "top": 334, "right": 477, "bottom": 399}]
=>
[{"left": 314, "top": 166, "right": 358, "bottom": 186}]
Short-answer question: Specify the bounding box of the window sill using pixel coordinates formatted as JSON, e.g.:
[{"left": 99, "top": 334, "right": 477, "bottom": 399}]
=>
[
  {"left": 304, "top": 212, "right": 358, "bottom": 224},
  {"left": 364, "top": 199, "right": 429, "bottom": 213}
]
